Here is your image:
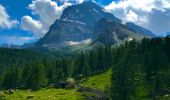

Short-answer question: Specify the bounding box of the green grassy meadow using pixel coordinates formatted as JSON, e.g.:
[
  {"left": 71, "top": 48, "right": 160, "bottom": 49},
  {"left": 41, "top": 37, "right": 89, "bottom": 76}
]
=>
[
  {"left": 1, "top": 69, "right": 170, "bottom": 100},
  {"left": 3, "top": 89, "right": 83, "bottom": 100}
]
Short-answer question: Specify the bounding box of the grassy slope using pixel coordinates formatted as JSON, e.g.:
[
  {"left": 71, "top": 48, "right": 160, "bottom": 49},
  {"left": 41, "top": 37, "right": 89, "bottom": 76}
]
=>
[
  {"left": 4, "top": 89, "right": 83, "bottom": 100},
  {"left": 3, "top": 70, "right": 111, "bottom": 100},
  {"left": 3, "top": 69, "right": 170, "bottom": 100},
  {"left": 81, "top": 69, "right": 112, "bottom": 91}
]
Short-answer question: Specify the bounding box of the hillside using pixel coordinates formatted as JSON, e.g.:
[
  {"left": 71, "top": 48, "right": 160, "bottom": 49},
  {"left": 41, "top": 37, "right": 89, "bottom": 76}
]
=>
[
  {"left": 81, "top": 69, "right": 112, "bottom": 90},
  {"left": 2, "top": 89, "right": 83, "bottom": 100},
  {"left": 1, "top": 70, "right": 112, "bottom": 100},
  {"left": 2, "top": 69, "right": 170, "bottom": 100}
]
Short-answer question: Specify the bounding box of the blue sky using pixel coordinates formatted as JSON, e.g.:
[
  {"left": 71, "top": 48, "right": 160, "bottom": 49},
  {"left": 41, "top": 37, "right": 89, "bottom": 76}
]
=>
[{"left": 0, "top": 0, "right": 170, "bottom": 45}]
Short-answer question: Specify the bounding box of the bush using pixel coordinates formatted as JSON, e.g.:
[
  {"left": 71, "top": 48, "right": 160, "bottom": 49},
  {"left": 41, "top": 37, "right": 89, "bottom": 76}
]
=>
[{"left": 0, "top": 91, "right": 6, "bottom": 100}]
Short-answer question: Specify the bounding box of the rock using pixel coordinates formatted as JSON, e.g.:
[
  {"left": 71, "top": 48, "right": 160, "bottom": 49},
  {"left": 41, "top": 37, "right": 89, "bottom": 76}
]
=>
[
  {"left": 77, "top": 86, "right": 110, "bottom": 100},
  {"left": 4, "top": 89, "right": 15, "bottom": 95},
  {"left": 66, "top": 78, "right": 75, "bottom": 84},
  {"left": 164, "top": 94, "right": 169, "bottom": 97},
  {"left": 8, "top": 89, "right": 14, "bottom": 95},
  {"left": 27, "top": 95, "right": 34, "bottom": 99}
]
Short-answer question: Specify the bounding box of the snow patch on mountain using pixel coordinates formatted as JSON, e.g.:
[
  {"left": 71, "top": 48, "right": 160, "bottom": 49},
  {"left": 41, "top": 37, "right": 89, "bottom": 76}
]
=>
[
  {"left": 62, "top": 19, "right": 86, "bottom": 25},
  {"left": 68, "top": 38, "right": 91, "bottom": 46}
]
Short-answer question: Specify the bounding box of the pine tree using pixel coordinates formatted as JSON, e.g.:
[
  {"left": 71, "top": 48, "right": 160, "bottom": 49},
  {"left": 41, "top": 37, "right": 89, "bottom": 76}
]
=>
[
  {"left": 47, "top": 62, "right": 56, "bottom": 84},
  {"left": 88, "top": 50, "right": 97, "bottom": 74},
  {"left": 111, "top": 42, "right": 138, "bottom": 100},
  {"left": 26, "top": 62, "right": 47, "bottom": 90},
  {"left": 74, "top": 51, "right": 86, "bottom": 78},
  {"left": 56, "top": 68, "right": 64, "bottom": 83},
  {"left": 97, "top": 46, "right": 105, "bottom": 71},
  {"left": 2, "top": 67, "right": 20, "bottom": 89}
]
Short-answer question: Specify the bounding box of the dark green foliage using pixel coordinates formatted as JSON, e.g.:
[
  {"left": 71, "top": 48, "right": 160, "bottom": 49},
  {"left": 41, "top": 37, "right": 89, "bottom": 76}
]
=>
[
  {"left": 0, "top": 36, "right": 170, "bottom": 100},
  {"left": 111, "top": 41, "right": 138, "bottom": 100},
  {"left": 110, "top": 37, "right": 170, "bottom": 100},
  {"left": 25, "top": 62, "right": 47, "bottom": 90},
  {"left": 2, "top": 66, "right": 22, "bottom": 89}
]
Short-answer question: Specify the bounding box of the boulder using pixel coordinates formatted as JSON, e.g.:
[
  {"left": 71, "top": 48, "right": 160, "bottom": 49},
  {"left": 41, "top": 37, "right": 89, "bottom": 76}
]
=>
[
  {"left": 66, "top": 78, "right": 75, "bottom": 84},
  {"left": 8, "top": 89, "right": 14, "bottom": 94},
  {"left": 77, "top": 86, "right": 110, "bottom": 100}
]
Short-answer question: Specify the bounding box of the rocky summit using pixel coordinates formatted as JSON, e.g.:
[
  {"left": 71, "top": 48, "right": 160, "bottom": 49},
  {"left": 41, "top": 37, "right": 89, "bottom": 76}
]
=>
[{"left": 34, "top": 1, "right": 155, "bottom": 51}]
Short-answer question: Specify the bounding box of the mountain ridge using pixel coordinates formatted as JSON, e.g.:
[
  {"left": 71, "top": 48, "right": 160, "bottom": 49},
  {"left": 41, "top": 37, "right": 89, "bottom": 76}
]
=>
[{"left": 1, "top": 1, "right": 156, "bottom": 51}]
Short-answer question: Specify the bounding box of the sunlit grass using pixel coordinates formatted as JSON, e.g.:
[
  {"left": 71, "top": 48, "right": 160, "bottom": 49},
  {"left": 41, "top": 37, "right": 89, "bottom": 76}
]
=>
[
  {"left": 81, "top": 69, "right": 112, "bottom": 90},
  {"left": 4, "top": 88, "right": 84, "bottom": 100}
]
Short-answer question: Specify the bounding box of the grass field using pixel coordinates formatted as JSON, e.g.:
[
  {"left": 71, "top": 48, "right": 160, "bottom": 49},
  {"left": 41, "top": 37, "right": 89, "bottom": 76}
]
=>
[
  {"left": 1, "top": 70, "right": 112, "bottom": 100},
  {"left": 81, "top": 69, "right": 112, "bottom": 90},
  {"left": 3, "top": 89, "right": 83, "bottom": 100},
  {"left": 1, "top": 69, "right": 170, "bottom": 100}
]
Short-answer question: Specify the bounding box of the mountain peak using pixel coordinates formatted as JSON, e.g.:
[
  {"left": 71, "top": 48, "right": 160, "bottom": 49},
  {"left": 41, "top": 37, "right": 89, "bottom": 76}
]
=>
[
  {"left": 34, "top": 1, "right": 152, "bottom": 50},
  {"left": 81, "top": 0, "right": 98, "bottom": 6},
  {"left": 60, "top": 1, "right": 121, "bottom": 26}
]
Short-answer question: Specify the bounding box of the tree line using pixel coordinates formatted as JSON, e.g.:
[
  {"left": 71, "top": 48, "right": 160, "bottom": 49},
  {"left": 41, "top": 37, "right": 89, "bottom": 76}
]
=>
[
  {"left": 0, "top": 36, "right": 170, "bottom": 100},
  {"left": 0, "top": 46, "right": 113, "bottom": 90}
]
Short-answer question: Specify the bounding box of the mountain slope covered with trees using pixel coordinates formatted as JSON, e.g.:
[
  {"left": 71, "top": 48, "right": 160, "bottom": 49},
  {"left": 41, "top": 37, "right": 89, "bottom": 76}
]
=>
[{"left": 0, "top": 36, "right": 170, "bottom": 100}]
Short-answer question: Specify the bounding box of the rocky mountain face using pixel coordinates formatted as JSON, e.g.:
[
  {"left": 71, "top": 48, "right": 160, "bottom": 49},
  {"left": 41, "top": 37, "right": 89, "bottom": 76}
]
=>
[
  {"left": 60, "top": 1, "right": 121, "bottom": 27},
  {"left": 36, "top": 19, "right": 92, "bottom": 48},
  {"left": 34, "top": 1, "right": 155, "bottom": 50},
  {"left": 126, "top": 22, "right": 156, "bottom": 37},
  {"left": 92, "top": 18, "right": 128, "bottom": 45},
  {"left": 35, "top": 1, "right": 122, "bottom": 49}
]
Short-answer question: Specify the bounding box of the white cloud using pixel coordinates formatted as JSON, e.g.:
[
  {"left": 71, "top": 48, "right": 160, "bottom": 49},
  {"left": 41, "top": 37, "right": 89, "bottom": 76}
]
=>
[
  {"left": 105, "top": 0, "right": 170, "bottom": 34},
  {"left": 124, "top": 10, "right": 148, "bottom": 25},
  {"left": 20, "top": 16, "right": 45, "bottom": 37},
  {"left": 29, "top": 0, "right": 71, "bottom": 26},
  {"left": 0, "top": 4, "right": 18, "bottom": 29},
  {"left": 20, "top": 0, "right": 71, "bottom": 38}
]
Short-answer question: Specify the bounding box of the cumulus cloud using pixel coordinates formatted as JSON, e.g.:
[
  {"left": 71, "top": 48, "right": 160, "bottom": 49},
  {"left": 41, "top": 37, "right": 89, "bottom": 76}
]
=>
[
  {"left": 0, "top": 4, "right": 18, "bottom": 29},
  {"left": 20, "top": 0, "right": 71, "bottom": 37},
  {"left": 125, "top": 10, "right": 148, "bottom": 25},
  {"left": 20, "top": 16, "right": 45, "bottom": 37},
  {"left": 105, "top": 0, "right": 170, "bottom": 34}
]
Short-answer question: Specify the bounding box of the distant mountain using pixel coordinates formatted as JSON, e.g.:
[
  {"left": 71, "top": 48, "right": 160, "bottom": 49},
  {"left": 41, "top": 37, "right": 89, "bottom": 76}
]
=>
[
  {"left": 1, "top": 43, "right": 21, "bottom": 49},
  {"left": 33, "top": 1, "right": 155, "bottom": 52},
  {"left": 126, "top": 22, "right": 156, "bottom": 37},
  {"left": 159, "top": 32, "right": 170, "bottom": 37}
]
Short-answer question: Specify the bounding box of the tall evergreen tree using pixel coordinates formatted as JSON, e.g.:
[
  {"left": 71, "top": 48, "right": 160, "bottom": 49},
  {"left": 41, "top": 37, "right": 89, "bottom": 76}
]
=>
[
  {"left": 26, "top": 62, "right": 47, "bottom": 90},
  {"left": 2, "top": 67, "right": 20, "bottom": 89}
]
